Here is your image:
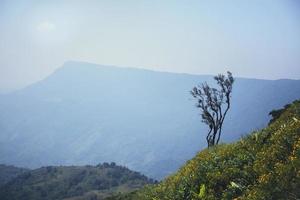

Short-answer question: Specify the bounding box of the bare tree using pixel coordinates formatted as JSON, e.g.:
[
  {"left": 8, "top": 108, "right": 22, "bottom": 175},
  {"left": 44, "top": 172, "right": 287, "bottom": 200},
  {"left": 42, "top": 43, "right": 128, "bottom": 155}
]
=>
[{"left": 191, "top": 72, "right": 234, "bottom": 148}]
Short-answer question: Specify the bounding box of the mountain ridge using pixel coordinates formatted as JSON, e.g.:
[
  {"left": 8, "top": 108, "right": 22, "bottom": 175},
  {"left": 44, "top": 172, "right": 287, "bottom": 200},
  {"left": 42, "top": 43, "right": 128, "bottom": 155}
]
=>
[
  {"left": 1, "top": 61, "right": 300, "bottom": 179},
  {"left": 3, "top": 61, "right": 299, "bottom": 95}
]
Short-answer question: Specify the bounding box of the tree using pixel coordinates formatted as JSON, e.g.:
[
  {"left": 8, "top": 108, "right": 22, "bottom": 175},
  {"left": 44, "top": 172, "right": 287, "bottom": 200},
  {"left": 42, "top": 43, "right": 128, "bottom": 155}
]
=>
[{"left": 191, "top": 72, "right": 234, "bottom": 147}]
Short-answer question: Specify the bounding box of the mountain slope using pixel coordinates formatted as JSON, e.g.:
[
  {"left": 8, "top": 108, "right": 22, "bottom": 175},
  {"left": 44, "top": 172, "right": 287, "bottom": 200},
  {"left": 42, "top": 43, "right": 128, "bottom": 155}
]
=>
[
  {"left": 0, "top": 162, "right": 154, "bottom": 200},
  {"left": 109, "top": 100, "right": 300, "bottom": 199},
  {"left": 0, "top": 61, "right": 300, "bottom": 179}
]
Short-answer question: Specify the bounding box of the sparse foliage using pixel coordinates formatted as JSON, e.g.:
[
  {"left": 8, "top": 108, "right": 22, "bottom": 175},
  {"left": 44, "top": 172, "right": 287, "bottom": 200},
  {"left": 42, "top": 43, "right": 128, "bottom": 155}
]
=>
[{"left": 191, "top": 71, "right": 234, "bottom": 147}]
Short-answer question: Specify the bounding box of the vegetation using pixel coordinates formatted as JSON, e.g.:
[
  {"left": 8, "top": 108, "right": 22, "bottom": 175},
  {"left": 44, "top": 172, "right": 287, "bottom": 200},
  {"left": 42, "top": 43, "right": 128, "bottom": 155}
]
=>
[
  {"left": 0, "top": 162, "right": 155, "bottom": 200},
  {"left": 108, "top": 100, "right": 300, "bottom": 199},
  {"left": 0, "top": 165, "right": 29, "bottom": 186},
  {"left": 191, "top": 72, "right": 234, "bottom": 147}
]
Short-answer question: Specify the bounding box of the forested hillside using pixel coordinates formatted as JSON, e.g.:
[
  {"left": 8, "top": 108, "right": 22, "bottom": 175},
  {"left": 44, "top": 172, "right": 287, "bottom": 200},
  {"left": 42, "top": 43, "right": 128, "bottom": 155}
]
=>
[
  {"left": 0, "top": 163, "right": 154, "bottom": 200},
  {"left": 0, "top": 165, "right": 29, "bottom": 186},
  {"left": 107, "top": 100, "right": 300, "bottom": 199}
]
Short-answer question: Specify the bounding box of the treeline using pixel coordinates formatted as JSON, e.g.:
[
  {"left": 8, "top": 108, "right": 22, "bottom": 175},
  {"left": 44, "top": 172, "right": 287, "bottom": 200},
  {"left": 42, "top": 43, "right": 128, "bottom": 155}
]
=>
[{"left": 0, "top": 162, "right": 155, "bottom": 200}]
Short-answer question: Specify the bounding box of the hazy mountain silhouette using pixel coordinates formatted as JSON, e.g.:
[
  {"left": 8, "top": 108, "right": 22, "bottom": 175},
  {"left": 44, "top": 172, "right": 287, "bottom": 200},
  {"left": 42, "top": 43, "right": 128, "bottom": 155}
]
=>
[{"left": 0, "top": 61, "right": 300, "bottom": 179}]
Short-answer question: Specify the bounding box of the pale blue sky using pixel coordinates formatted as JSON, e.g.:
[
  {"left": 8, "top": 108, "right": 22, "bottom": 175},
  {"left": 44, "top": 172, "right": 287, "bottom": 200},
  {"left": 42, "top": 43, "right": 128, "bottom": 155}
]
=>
[{"left": 0, "top": 0, "right": 299, "bottom": 91}]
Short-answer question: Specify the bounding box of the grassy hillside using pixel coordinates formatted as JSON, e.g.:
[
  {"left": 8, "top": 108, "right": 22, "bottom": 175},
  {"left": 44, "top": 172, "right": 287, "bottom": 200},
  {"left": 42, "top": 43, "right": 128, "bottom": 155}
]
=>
[
  {"left": 0, "top": 165, "right": 29, "bottom": 186},
  {"left": 0, "top": 162, "right": 155, "bottom": 200},
  {"left": 108, "top": 100, "right": 300, "bottom": 199}
]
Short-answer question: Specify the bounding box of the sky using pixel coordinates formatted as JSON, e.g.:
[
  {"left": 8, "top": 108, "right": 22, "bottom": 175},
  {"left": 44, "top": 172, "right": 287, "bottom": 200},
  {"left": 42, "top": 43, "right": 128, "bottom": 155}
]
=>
[{"left": 0, "top": 0, "right": 299, "bottom": 91}]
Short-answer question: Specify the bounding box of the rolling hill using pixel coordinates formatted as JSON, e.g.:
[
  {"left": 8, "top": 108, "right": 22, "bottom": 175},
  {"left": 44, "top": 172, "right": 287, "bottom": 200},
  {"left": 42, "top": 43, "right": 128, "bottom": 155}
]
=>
[
  {"left": 0, "top": 165, "right": 29, "bottom": 186},
  {"left": 0, "top": 61, "right": 300, "bottom": 179},
  {"left": 0, "top": 162, "right": 154, "bottom": 200}
]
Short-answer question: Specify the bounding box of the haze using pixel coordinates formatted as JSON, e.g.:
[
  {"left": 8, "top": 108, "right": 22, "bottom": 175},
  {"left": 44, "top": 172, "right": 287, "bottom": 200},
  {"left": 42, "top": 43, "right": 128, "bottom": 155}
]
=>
[{"left": 0, "top": 0, "right": 299, "bottom": 91}]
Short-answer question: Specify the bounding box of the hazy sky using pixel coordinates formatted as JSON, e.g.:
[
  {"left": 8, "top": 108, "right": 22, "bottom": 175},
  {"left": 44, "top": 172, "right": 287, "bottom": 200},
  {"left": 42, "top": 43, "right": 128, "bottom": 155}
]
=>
[{"left": 0, "top": 0, "right": 299, "bottom": 91}]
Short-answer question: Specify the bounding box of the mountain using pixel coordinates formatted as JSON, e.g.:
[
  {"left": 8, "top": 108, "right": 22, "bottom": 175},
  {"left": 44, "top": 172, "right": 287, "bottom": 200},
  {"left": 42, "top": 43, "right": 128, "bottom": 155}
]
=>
[
  {"left": 106, "top": 100, "right": 300, "bottom": 200},
  {"left": 0, "top": 61, "right": 300, "bottom": 179},
  {"left": 0, "top": 162, "right": 154, "bottom": 200},
  {"left": 0, "top": 165, "right": 29, "bottom": 186}
]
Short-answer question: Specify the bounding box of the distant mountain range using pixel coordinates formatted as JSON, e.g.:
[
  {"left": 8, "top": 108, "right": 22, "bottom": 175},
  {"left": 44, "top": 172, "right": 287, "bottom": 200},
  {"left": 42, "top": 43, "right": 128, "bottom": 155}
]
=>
[{"left": 0, "top": 61, "right": 300, "bottom": 179}]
